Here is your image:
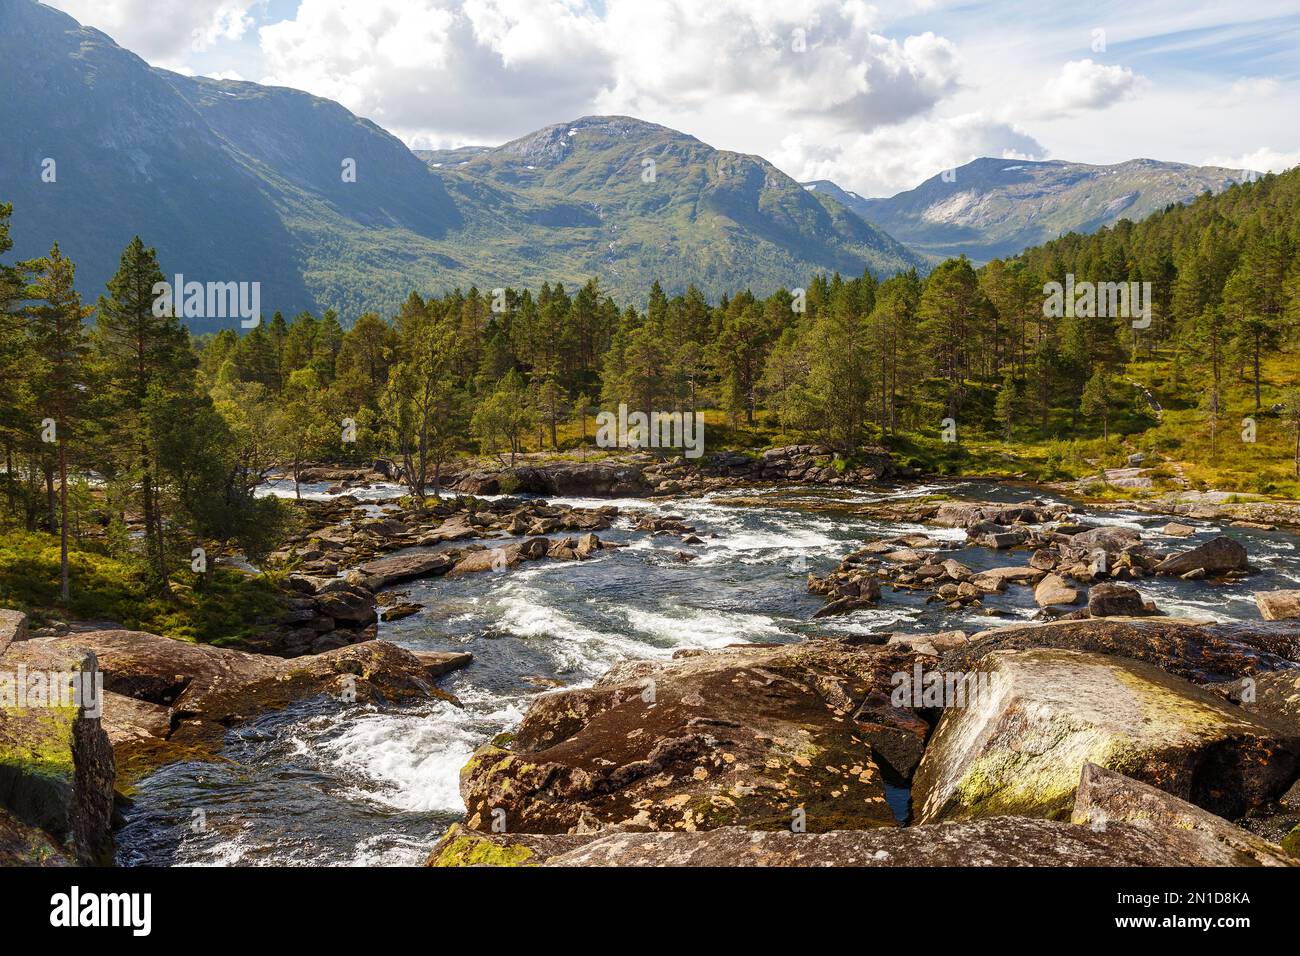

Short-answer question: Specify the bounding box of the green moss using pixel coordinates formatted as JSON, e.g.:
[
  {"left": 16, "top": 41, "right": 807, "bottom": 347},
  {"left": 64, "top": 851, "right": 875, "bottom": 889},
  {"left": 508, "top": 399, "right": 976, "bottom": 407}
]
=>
[
  {"left": 1282, "top": 825, "right": 1300, "bottom": 858},
  {"left": 428, "top": 825, "right": 536, "bottom": 867},
  {"left": 0, "top": 706, "right": 78, "bottom": 781}
]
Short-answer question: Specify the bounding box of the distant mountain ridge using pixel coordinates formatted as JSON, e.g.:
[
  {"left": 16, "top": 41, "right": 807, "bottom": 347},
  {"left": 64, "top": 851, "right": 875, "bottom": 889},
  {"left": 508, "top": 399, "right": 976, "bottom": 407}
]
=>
[
  {"left": 0, "top": 0, "right": 921, "bottom": 331},
  {"left": 0, "top": 0, "right": 1261, "bottom": 330},
  {"left": 418, "top": 115, "right": 924, "bottom": 302},
  {"left": 806, "top": 158, "right": 1259, "bottom": 264}
]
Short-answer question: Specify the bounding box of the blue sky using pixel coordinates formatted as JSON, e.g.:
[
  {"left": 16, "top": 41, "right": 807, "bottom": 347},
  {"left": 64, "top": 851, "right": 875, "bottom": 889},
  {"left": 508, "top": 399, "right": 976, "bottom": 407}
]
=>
[{"left": 45, "top": 0, "right": 1300, "bottom": 195}]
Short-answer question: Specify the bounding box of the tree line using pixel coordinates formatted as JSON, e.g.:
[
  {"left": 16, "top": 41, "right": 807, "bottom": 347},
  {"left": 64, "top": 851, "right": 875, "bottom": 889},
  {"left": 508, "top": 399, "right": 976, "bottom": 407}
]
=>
[{"left": 3, "top": 166, "right": 1299, "bottom": 599}]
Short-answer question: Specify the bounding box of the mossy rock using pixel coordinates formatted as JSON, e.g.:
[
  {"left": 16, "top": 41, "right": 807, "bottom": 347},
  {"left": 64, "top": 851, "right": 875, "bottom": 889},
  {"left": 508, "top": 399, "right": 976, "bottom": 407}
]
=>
[{"left": 914, "top": 648, "right": 1300, "bottom": 824}]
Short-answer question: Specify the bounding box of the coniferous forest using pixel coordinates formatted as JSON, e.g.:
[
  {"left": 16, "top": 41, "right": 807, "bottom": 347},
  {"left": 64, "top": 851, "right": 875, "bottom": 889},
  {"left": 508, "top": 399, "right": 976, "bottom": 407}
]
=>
[{"left": 4, "top": 164, "right": 1298, "bottom": 617}]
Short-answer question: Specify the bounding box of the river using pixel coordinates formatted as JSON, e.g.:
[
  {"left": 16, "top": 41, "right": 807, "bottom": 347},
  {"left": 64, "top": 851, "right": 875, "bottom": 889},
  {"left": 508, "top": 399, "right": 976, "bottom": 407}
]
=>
[{"left": 113, "top": 480, "right": 1300, "bottom": 865}]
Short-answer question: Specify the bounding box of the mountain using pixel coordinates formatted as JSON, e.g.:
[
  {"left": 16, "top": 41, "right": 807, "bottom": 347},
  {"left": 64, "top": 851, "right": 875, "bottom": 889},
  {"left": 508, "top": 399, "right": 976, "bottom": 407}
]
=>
[
  {"left": 0, "top": 0, "right": 922, "bottom": 331},
  {"left": 807, "top": 157, "right": 1258, "bottom": 264},
  {"left": 422, "top": 116, "right": 924, "bottom": 300}
]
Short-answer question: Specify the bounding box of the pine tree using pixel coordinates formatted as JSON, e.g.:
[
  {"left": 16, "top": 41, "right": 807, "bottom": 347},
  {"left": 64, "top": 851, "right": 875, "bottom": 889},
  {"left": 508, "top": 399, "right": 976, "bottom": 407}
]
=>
[
  {"left": 1079, "top": 369, "right": 1119, "bottom": 441},
  {"left": 24, "top": 243, "right": 92, "bottom": 603},
  {"left": 94, "top": 236, "right": 194, "bottom": 593}
]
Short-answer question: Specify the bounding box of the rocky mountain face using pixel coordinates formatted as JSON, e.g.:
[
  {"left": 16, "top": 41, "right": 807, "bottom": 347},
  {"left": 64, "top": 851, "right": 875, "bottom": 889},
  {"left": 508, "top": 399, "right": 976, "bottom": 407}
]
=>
[
  {"left": 808, "top": 157, "right": 1256, "bottom": 264},
  {"left": 0, "top": 0, "right": 921, "bottom": 331}
]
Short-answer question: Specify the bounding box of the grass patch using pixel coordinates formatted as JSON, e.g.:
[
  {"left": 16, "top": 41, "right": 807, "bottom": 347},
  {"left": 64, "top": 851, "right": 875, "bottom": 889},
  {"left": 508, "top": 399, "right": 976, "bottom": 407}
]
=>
[{"left": 0, "top": 527, "right": 283, "bottom": 645}]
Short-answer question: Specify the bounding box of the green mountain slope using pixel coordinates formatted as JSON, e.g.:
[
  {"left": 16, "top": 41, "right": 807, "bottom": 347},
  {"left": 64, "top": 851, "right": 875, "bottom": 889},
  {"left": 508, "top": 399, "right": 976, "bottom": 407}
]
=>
[
  {"left": 0, "top": 0, "right": 923, "bottom": 330},
  {"left": 807, "top": 157, "right": 1257, "bottom": 264},
  {"left": 425, "top": 116, "right": 926, "bottom": 298}
]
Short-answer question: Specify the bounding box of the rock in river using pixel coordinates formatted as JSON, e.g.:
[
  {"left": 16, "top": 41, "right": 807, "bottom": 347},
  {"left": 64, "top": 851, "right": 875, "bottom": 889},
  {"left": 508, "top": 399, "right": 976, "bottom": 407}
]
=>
[
  {"left": 1033, "top": 573, "right": 1078, "bottom": 608},
  {"left": 1086, "top": 582, "right": 1152, "bottom": 618},
  {"left": 1154, "top": 535, "right": 1249, "bottom": 577},
  {"left": 911, "top": 648, "right": 1300, "bottom": 824},
  {"left": 458, "top": 641, "right": 927, "bottom": 834},
  {"left": 1256, "top": 590, "right": 1300, "bottom": 622},
  {"left": 350, "top": 552, "right": 454, "bottom": 590}
]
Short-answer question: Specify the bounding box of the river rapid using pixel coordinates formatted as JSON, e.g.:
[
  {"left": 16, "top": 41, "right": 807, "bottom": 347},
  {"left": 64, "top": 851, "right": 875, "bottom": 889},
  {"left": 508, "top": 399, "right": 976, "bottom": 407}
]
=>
[{"left": 114, "top": 480, "right": 1300, "bottom": 866}]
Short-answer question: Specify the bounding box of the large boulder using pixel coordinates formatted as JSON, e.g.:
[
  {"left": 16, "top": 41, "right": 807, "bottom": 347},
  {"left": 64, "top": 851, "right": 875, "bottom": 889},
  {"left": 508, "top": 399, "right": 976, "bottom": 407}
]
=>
[
  {"left": 1072, "top": 764, "right": 1295, "bottom": 867},
  {"left": 428, "top": 814, "right": 1237, "bottom": 868},
  {"left": 911, "top": 648, "right": 1300, "bottom": 824},
  {"left": 1034, "top": 574, "right": 1079, "bottom": 608},
  {"left": 0, "top": 635, "right": 114, "bottom": 865},
  {"left": 458, "top": 641, "right": 926, "bottom": 835},
  {"left": 1154, "top": 535, "right": 1249, "bottom": 577},
  {"left": 1070, "top": 526, "right": 1142, "bottom": 555},
  {"left": 350, "top": 552, "right": 453, "bottom": 590},
  {"left": 970, "top": 566, "right": 1044, "bottom": 592},
  {"left": 15, "top": 630, "right": 454, "bottom": 780},
  {"left": 313, "top": 586, "right": 378, "bottom": 627},
  {"left": 945, "top": 617, "right": 1300, "bottom": 684},
  {"left": 1087, "top": 583, "right": 1151, "bottom": 617},
  {"left": 1256, "top": 590, "right": 1300, "bottom": 622}
]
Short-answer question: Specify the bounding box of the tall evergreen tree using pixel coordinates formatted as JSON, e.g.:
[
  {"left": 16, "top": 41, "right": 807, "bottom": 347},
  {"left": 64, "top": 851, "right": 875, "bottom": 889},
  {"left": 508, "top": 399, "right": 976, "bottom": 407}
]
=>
[
  {"left": 24, "top": 243, "right": 92, "bottom": 603},
  {"left": 94, "top": 236, "right": 194, "bottom": 592}
]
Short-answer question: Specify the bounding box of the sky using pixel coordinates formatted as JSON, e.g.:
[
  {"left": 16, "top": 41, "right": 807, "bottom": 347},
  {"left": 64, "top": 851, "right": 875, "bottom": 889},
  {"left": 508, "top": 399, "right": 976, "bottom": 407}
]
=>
[{"left": 44, "top": 0, "right": 1300, "bottom": 197}]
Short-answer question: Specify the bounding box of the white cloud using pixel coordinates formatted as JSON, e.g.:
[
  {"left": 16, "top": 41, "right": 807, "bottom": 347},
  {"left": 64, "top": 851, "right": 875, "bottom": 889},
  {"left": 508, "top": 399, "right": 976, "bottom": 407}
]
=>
[
  {"left": 1229, "top": 77, "right": 1281, "bottom": 99},
  {"left": 251, "top": 0, "right": 961, "bottom": 147},
  {"left": 46, "top": 0, "right": 255, "bottom": 67},
  {"left": 257, "top": 0, "right": 612, "bottom": 142},
  {"left": 1042, "top": 59, "right": 1146, "bottom": 112},
  {"left": 1202, "top": 146, "right": 1300, "bottom": 174},
  {"left": 773, "top": 112, "right": 1046, "bottom": 196},
  {"left": 594, "top": 2, "right": 961, "bottom": 132}
]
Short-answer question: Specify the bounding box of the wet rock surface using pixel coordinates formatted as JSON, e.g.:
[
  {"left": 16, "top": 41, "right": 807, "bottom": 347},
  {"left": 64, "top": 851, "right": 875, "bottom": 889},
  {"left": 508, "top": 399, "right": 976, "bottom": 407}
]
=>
[{"left": 459, "top": 641, "right": 925, "bottom": 835}]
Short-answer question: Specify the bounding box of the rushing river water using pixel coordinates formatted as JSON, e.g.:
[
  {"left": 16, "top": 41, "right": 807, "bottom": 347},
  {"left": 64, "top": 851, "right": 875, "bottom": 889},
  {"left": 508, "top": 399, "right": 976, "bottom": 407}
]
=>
[{"left": 113, "top": 480, "right": 1300, "bottom": 866}]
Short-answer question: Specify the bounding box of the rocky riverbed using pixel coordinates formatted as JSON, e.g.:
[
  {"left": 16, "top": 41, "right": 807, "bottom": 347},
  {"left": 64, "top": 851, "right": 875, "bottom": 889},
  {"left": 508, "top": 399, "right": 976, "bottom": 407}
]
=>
[{"left": 4, "top": 471, "right": 1299, "bottom": 867}]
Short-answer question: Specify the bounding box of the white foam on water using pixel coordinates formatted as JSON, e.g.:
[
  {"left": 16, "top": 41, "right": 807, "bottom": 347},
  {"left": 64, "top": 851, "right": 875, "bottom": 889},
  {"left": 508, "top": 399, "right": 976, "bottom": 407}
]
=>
[
  {"left": 493, "top": 581, "right": 656, "bottom": 671},
  {"left": 1082, "top": 513, "right": 1146, "bottom": 530},
  {"left": 619, "top": 604, "right": 793, "bottom": 648},
  {"left": 1146, "top": 594, "right": 1236, "bottom": 623},
  {"left": 347, "top": 833, "right": 435, "bottom": 867},
  {"left": 809, "top": 605, "right": 921, "bottom": 634},
  {"left": 256, "top": 478, "right": 407, "bottom": 502},
  {"left": 317, "top": 693, "right": 525, "bottom": 814}
]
